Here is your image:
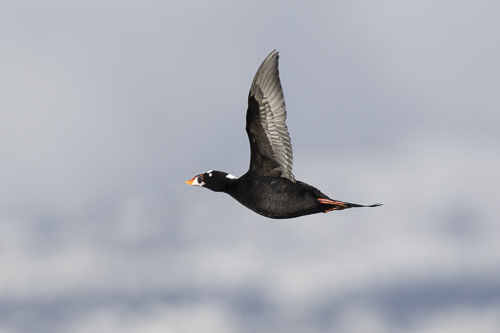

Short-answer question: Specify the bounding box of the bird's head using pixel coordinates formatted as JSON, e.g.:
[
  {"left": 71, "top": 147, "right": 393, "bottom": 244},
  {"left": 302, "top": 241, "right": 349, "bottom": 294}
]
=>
[{"left": 185, "top": 170, "right": 237, "bottom": 192}]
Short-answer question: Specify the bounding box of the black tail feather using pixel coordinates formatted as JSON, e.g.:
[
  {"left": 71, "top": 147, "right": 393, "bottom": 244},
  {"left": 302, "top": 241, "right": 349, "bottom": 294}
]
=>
[{"left": 345, "top": 202, "right": 383, "bottom": 208}]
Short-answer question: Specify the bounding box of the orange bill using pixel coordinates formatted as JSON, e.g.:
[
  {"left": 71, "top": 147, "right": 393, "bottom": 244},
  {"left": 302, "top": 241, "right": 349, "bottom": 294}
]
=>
[{"left": 185, "top": 176, "right": 197, "bottom": 185}]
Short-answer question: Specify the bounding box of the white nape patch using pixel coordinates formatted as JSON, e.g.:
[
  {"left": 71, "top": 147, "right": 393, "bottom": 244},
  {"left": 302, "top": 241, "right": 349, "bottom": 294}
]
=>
[
  {"left": 226, "top": 174, "right": 237, "bottom": 179},
  {"left": 206, "top": 170, "right": 214, "bottom": 174}
]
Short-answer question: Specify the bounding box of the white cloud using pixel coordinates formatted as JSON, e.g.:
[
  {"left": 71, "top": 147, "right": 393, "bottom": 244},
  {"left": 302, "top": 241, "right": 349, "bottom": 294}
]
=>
[{"left": 69, "top": 303, "right": 236, "bottom": 333}]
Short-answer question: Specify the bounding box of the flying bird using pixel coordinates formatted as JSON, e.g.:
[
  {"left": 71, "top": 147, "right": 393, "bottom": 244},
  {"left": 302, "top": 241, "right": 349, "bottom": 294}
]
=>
[{"left": 186, "top": 50, "right": 381, "bottom": 219}]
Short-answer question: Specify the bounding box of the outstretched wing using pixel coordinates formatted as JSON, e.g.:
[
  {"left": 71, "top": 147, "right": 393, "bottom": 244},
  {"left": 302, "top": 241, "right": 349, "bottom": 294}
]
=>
[{"left": 246, "top": 50, "right": 294, "bottom": 181}]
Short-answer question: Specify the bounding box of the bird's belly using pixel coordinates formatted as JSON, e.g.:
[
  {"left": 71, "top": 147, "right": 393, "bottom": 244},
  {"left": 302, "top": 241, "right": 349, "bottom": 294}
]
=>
[
  {"left": 251, "top": 195, "right": 319, "bottom": 218},
  {"left": 230, "top": 182, "right": 321, "bottom": 219}
]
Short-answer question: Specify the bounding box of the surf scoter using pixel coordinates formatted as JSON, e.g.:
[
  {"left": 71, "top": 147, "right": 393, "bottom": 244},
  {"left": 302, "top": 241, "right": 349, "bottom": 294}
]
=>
[{"left": 186, "top": 50, "right": 381, "bottom": 219}]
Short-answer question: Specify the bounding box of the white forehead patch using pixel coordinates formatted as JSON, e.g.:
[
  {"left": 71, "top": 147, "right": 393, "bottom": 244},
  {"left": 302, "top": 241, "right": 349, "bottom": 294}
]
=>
[{"left": 226, "top": 174, "right": 237, "bottom": 179}]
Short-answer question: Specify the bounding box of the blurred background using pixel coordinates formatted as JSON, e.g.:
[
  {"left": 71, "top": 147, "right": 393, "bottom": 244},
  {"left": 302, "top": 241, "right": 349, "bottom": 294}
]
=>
[{"left": 1, "top": 1, "right": 500, "bottom": 332}]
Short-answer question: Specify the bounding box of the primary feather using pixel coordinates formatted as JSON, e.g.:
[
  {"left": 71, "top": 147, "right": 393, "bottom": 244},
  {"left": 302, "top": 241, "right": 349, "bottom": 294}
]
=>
[{"left": 246, "top": 50, "right": 294, "bottom": 181}]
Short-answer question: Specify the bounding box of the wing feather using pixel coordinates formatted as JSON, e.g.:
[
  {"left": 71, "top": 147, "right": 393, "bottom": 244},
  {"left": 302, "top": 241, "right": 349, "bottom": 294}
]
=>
[{"left": 246, "top": 50, "right": 294, "bottom": 181}]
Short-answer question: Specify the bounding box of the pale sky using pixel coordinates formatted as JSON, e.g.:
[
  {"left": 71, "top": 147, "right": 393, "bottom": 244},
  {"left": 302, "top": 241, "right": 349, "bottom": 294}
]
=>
[{"left": 1, "top": 1, "right": 500, "bottom": 332}]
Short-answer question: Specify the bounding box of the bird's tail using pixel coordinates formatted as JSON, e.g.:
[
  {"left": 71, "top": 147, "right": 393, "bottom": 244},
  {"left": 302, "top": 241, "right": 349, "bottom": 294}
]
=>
[
  {"left": 345, "top": 202, "right": 383, "bottom": 208},
  {"left": 317, "top": 198, "right": 382, "bottom": 212}
]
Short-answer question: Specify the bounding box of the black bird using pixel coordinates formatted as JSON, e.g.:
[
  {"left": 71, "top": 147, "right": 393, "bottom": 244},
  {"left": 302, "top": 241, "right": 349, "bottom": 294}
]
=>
[{"left": 186, "top": 50, "right": 381, "bottom": 219}]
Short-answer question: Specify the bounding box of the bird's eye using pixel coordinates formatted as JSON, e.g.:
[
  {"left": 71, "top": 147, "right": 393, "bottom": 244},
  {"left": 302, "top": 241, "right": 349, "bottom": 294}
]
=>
[{"left": 197, "top": 175, "right": 203, "bottom": 183}]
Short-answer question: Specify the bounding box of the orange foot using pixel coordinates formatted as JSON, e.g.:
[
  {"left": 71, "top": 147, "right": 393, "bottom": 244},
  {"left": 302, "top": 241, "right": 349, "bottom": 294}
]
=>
[{"left": 317, "top": 198, "right": 348, "bottom": 212}]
